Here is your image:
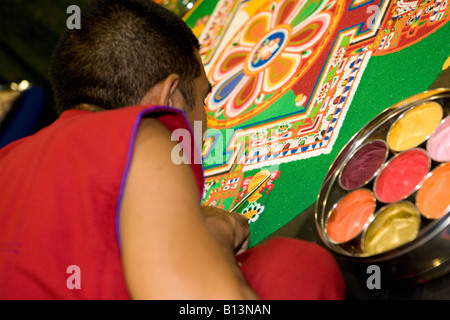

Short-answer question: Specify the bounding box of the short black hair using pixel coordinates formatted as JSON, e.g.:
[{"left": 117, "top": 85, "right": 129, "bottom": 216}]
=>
[{"left": 49, "top": 0, "right": 201, "bottom": 114}]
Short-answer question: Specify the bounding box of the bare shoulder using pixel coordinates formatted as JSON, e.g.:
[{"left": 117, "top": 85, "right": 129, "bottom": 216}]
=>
[
  {"left": 134, "top": 116, "right": 173, "bottom": 149},
  {"left": 122, "top": 115, "right": 199, "bottom": 210},
  {"left": 130, "top": 116, "right": 188, "bottom": 175}
]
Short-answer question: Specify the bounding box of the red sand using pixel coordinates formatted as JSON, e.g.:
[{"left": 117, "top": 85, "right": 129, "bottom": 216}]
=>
[{"left": 375, "top": 149, "right": 429, "bottom": 203}]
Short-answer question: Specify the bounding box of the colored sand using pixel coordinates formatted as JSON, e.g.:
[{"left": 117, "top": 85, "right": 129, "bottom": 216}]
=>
[
  {"left": 416, "top": 163, "right": 450, "bottom": 219},
  {"left": 387, "top": 102, "right": 443, "bottom": 151},
  {"left": 427, "top": 116, "right": 450, "bottom": 162},
  {"left": 375, "top": 149, "right": 429, "bottom": 203},
  {"left": 340, "top": 140, "right": 387, "bottom": 190},
  {"left": 326, "top": 189, "right": 375, "bottom": 243},
  {"left": 363, "top": 202, "right": 420, "bottom": 255}
]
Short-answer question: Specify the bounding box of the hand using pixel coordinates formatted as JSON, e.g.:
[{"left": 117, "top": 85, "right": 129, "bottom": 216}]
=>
[{"left": 201, "top": 206, "right": 250, "bottom": 256}]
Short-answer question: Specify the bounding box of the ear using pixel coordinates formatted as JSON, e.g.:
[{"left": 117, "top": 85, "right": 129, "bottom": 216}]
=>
[
  {"left": 140, "top": 74, "right": 181, "bottom": 109},
  {"left": 156, "top": 74, "right": 180, "bottom": 107}
]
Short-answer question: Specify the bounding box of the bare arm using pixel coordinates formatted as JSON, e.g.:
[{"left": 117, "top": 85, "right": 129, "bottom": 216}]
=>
[{"left": 119, "top": 118, "right": 258, "bottom": 299}]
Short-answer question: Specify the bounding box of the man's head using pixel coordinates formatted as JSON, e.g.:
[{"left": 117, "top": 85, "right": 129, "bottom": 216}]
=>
[{"left": 50, "top": 0, "right": 210, "bottom": 130}]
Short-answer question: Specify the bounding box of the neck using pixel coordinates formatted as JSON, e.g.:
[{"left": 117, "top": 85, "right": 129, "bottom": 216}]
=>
[{"left": 74, "top": 103, "right": 104, "bottom": 112}]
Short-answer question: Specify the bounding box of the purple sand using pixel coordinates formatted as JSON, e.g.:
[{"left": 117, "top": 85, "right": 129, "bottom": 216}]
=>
[{"left": 340, "top": 140, "right": 388, "bottom": 190}]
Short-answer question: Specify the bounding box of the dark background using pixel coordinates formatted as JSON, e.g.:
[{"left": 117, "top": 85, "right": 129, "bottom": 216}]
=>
[{"left": 1, "top": 0, "right": 88, "bottom": 127}]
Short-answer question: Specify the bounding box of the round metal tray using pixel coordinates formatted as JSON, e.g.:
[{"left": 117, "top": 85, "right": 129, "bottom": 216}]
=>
[{"left": 315, "top": 88, "right": 450, "bottom": 283}]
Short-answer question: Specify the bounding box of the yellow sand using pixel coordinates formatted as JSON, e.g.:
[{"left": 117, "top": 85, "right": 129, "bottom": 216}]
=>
[
  {"left": 247, "top": 170, "right": 270, "bottom": 203},
  {"left": 387, "top": 102, "right": 443, "bottom": 151},
  {"left": 363, "top": 202, "right": 421, "bottom": 255}
]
